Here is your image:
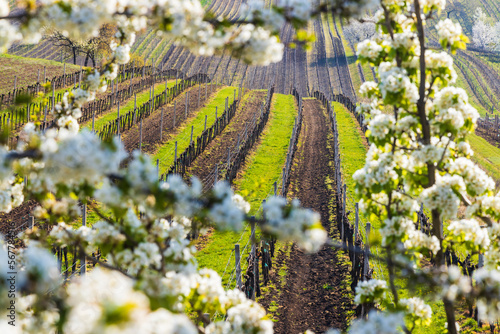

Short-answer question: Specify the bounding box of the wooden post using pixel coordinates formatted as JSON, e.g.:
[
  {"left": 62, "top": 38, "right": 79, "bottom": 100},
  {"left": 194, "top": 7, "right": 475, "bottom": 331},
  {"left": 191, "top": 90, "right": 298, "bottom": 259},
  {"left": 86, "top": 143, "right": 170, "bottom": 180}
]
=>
[
  {"left": 281, "top": 167, "right": 286, "bottom": 196},
  {"left": 43, "top": 66, "right": 46, "bottom": 83},
  {"left": 197, "top": 83, "right": 201, "bottom": 108},
  {"left": 204, "top": 115, "right": 207, "bottom": 131},
  {"left": 160, "top": 108, "right": 164, "bottom": 141},
  {"left": 29, "top": 216, "right": 34, "bottom": 230},
  {"left": 420, "top": 204, "right": 424, "bottom": 232},
  {"left": 116, "top": 102, "right": 121, "bottom": 139},
  {"left": 251, "top": 222, "right": 257, "bottom": 300},
  {"left": 92, "top": 110, "right": 95, "bottom": 132},
  {"left": 185, "top": 91, "right": 188, "bottom": 118},
  {"left": 173, "top": 101, "right": 177, "bottom": 127},
  {"left": 175, "top": 141, "right": 178, "bottom": 161},
  {"left": 43, "top": 105, "right": 47, "bottom": 125},
  {"left": 80, "top": 203, "right": 87, "bottom": 275},
  {"left": 274, "top": 181, "right": 277, "bottom": 196},
  {"left": 363, "top": 223, "right": 371, "bottom": 280},
  {"left": 139, "top": 119, "right": 143, "bottom": 152},
  {"left": 235, "top": 244, "right": 242, "bottom": 289},
  {"left": 342, "top": 183, "right": 346, "bottom": 245},
  {"left": 354, "top": 203, "right": 359, "bottom": 271},
  {"left": 190, "top": 126, "right": 194, "bottom": 144},
  {"left": 205, "top": 82, "right": 208, "bottom": 100},
  {"left": 156, "top": 159, "right": 160, "bottom": 179}
]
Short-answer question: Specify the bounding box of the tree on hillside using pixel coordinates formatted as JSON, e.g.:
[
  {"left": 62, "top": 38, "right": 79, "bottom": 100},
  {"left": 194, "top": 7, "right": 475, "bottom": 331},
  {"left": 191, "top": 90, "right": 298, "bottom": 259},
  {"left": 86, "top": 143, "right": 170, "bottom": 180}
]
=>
[
  {"left": 80, "top": 24, "right": 115, "bottom": 67},
  {"left": 343, "top": 17, "right": 376, "bottom": 46},
  {"left": 471, "top": 7, "right": 500, "bottom": 50},
  {"left": 46, "top": 30, "right": 83, "bottom": 65}
]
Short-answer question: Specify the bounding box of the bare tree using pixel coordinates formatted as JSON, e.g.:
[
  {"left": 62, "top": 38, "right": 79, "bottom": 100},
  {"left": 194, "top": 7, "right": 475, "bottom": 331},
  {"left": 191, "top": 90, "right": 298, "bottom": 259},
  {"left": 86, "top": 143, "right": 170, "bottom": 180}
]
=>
[
  {"left": 343, "top": 18, "right": 376, "bottom": 46},
  {"left": 80, "top": 24, "right": 115, "bottom": 67},
  {"left": 46, "top": 30, "right": 84, "bottom": 65}
]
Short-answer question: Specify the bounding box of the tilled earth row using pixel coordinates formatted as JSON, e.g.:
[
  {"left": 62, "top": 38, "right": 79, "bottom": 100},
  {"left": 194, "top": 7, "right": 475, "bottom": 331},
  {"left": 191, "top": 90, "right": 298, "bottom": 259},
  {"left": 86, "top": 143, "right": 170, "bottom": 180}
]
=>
[{"left": 263, "top": 99, "right": 353, "bottom": 333}]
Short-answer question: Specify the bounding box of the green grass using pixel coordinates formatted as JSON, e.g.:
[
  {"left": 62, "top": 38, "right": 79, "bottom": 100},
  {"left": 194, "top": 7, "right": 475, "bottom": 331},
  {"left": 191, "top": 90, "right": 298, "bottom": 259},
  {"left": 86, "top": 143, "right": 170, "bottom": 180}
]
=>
[
  {"left": 334, "top": 102, "right": 370, "bottom": 229},
  {"left": 83, "top": 81, "right": 175, "bottom": 131},
  {"left": 468, "top": 133, "right": 500, "bottom": 182},
  {"left": 153, "top": 86, "right": 238, "bottom": 173},
  {"left": 196, "top": 94, "right": 298, "bottom": 287}
]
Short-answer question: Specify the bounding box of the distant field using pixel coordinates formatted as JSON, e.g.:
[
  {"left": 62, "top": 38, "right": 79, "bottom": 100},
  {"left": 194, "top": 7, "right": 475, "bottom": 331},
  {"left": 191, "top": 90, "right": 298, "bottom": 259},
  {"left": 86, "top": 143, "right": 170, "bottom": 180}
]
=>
[{"left": 0, "top": 54, "right": 81, "bottom": 95}]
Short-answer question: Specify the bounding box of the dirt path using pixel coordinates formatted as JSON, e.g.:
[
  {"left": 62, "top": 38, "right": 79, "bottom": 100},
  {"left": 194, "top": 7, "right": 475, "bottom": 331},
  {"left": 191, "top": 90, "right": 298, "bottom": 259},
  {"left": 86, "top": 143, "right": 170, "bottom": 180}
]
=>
[
  {"left": 188, "top": 90, "right": 266, "bottom": 182},
  {"left": 272, "top": 99, "right": 352, "bottom": 333}
]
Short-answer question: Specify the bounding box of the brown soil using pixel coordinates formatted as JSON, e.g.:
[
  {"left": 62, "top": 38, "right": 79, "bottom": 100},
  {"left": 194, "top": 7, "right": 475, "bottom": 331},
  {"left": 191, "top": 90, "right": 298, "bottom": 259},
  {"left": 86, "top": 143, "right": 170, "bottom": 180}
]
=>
[
  {"left": 270, "top": 99, "right": 353, "bottom": 333},
  {"left": 188, "top": 90, "right": 267, "bottom": 182},
  {"left": 121, "top": 84, "right": 219, "bottom": 154},
  {"left": 0, "top": 200, "right": 38, "bottom": 243}
]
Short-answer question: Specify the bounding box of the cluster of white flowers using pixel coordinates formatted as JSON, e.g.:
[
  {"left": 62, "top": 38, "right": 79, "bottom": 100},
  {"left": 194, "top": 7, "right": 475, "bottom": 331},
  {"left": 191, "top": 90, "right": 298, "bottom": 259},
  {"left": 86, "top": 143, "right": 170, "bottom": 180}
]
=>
[
  {"left": 448, "top": 158, "right": 494, "bottom": 196},
  {"left": 367, "top": 114, "right": 395, "bottom": 140},
  {"left": 207, "top": 182, "right": 250, "bottom": 231},
  {"left": 378, "top": 66, "right": 419, "bottom": 104},
  {"left": 353, "top": 145, "right": 398, "bottom": 189},
  {"left": 380, "top": 216, "right": 414, "bottom": 247},
  {"left": 354, "top": 279, "right": 387, "bottom": 305},
  {"left": 0, "top": 5, "right": 22, "bottom": 52},
  {"left": 420, "top": 0, "right": 446, "bottom": 10},
  {"left": 232, "top": 25, "right": 284, "bottom": 66},
  {"left": 425, "top": 51, "right": 457, "bottom": 83},
  {"left": 357, "top": 40, "right": 384, "bottom": 61},
  {"left": 206, "top": 298, "right": 272, "bottom": 334},
  {"left": 436, "top": 19, "right": 464, "bottom": 47},
  {"left": 0, "top": 177, "right": 23, "bottom": 213},
  {"left": 63, "top": 268, "right": 197, "bottom": 334},
  {"left": 35, "top": 129, "right": 126, "bottom": 192},
  {"left": 262, "top": 197, "right": 326, "bottom": 252},
  {"left": 438, "top": 265, "right": 472, "bottom": 302},
  {"left": 240, "top": 0, "right": 285, "bottom": 32},
  {"left": 447, "top": 219, "right": 490, "bottom": 251},
  {"left": 400, "top": 297, "right": 432, "bottom": 323},
  {"left": 473, "top": 268, "right": 500, "bottom": 323},
  {"left": 408, "top": 144, "right": 447, "bottom": 172},
  {"left": 347, "top": 311, "right": 404, "bottom": 334},
  {"left": 420, "top": 174, "right": 464, "bottom": 220},
  {"left": 404, "top": 230, "right": 440, "bottom": 255},
  {"left": 431, "top": 86, "right": 479, "bottom": 134}
]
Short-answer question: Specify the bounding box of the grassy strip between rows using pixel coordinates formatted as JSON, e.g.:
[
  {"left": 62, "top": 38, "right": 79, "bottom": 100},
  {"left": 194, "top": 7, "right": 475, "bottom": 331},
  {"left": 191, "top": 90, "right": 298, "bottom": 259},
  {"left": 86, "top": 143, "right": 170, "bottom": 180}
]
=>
[
  {"left": 196, "top": 94, "right": 298, "bottom": 288},
  {"left": 468, "top": 133, "right": 500, "bottom": 182},
  {"left": 83, "top": 81, "right": 175, "bottom": 132},
  {"left": 153, "top": 86, "right": 238, "bottom": 174},
  {"left": 335, "top": 102, "right": 490, "bottom": 332}
]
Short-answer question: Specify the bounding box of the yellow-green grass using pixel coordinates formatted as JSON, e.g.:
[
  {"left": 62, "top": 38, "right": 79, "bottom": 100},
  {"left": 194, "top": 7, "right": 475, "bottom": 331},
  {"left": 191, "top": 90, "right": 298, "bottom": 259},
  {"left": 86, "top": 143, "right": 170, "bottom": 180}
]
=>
[
  {"left": 83, "top": 81, "right": 175, "bottom": 131},
  {"left": 153, "top": 86, "right": 238, "bottom": 174},
  {"left": 0, "top": 54, "right": 81, "bottom": 95},
  {"left": 196, "top": 94, "right": 298, "bottom": 287},
  {"left": 468, "top": 133, "right": 500, "bottom": 182}
]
